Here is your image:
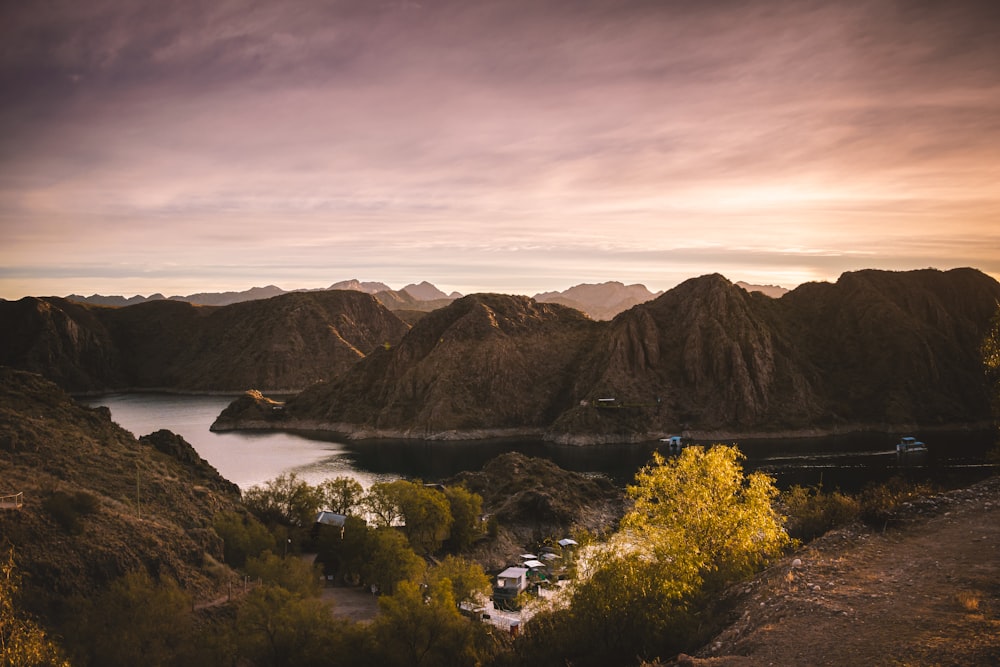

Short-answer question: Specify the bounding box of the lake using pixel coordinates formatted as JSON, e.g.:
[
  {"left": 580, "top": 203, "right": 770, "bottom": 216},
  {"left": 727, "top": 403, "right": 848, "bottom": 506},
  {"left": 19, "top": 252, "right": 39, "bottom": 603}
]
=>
[{"left": 82, "top": 393, "right": 998, "bottom": 493}]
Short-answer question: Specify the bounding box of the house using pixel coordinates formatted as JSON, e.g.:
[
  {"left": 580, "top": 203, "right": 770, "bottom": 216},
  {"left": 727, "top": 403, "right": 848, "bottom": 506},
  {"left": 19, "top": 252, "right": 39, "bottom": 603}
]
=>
[{"left": 493, "top": 566, "right": 529, "bottom": 610}]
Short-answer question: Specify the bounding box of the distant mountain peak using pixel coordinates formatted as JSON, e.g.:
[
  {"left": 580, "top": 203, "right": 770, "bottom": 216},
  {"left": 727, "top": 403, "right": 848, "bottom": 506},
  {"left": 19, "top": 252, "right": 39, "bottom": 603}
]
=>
[
  {"left": 735, "top": 281, "right": 790, "bottom": 298},
  {"left": 402, "top": 281, "right": 451, "bottom": 301},
  {"left": 328, "top": 279, "right": 392, "bottom": 294},
  {"left": 533, "top": 281, "right": 660, "bottom": 320}
]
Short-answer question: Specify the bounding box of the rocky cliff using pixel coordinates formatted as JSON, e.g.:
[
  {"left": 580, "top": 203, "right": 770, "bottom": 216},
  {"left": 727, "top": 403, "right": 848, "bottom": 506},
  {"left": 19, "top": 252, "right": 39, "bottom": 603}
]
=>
[
  {"left": 0, "top": 290, "right": 410, "bottom": 392},
  {"left": 215, "top": 269, "right": 1000, "bottom": 442}
]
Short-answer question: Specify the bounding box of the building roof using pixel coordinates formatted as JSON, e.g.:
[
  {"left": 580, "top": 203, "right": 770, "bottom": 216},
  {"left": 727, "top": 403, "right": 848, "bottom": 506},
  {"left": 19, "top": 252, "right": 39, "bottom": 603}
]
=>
[
  {"left": 498, "top": 566, "right": 529, "bottom": 579},
  {"left": 315, "top": 511, "right": 347, "bottom": 527}
]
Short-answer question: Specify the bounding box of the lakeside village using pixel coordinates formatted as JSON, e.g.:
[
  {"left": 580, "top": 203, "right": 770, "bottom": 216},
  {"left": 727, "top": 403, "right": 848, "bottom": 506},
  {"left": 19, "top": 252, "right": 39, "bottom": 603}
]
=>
[{"left": 313, "top": 508, "right": 578, "bottom": 634}]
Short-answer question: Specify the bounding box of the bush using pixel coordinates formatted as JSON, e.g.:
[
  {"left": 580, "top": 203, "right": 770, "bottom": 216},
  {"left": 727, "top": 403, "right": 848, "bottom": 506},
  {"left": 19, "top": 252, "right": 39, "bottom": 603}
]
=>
[
  {"left": 42, "top": 490, "right": 98, "bottom": 534},
  {"left": 858, "top": 477, "right": 935, "bottom": 529},
  {"left": 781, "top": 485, "right": 861, "bottom": 542}
]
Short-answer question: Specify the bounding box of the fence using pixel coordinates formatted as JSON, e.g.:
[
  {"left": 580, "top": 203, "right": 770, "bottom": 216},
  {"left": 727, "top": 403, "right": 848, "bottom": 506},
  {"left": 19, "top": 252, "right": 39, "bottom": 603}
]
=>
[{"left": 0, "top": 492, "right": 24, "bottom": 510}]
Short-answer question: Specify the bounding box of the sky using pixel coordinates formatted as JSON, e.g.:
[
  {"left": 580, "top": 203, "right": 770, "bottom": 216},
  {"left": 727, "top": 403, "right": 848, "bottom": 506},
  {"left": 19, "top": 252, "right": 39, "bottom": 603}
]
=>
[{"left": 2, "top": 0, "right": 999, "bottom": 300}]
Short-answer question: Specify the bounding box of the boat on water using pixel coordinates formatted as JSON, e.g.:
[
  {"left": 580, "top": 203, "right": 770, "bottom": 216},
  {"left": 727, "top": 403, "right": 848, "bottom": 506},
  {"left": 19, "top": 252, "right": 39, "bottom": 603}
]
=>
[
  {"left": 897, "top": 436, "right": 927, "bottom": 453},
  {"left": 659, "top": 435, "right": 684, "bottom": 449}
]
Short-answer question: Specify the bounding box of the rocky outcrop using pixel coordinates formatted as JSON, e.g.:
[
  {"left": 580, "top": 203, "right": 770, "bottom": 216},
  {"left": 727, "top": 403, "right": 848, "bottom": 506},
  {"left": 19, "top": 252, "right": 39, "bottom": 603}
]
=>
[
  {"left": 0, "top": 290, "right": 410, "bottom": 392},
  {"left": 224, "top": 269, "right": 1000, "bottom": 443}
]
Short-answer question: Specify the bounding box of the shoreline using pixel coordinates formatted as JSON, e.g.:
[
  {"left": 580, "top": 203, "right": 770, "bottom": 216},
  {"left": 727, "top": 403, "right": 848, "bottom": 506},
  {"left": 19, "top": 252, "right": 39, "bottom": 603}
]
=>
[{"left": 210, "top": 416, "right": 995, "bottom": 446}]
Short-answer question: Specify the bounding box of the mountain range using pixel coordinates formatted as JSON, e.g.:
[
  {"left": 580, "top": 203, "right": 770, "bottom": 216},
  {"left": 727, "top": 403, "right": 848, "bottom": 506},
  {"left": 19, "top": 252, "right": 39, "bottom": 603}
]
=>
[
  {"left": 5, "top": 268, "right": 997, "bottom": 442},
  {"left": 0, "top": 290, "right": 409, "bottom": 392},
  {"left": 65, "top": 278, "right": 783, "bottom": 321},
  {"left": 211, "top": 268, "right": 1000, "bottom": 443}
]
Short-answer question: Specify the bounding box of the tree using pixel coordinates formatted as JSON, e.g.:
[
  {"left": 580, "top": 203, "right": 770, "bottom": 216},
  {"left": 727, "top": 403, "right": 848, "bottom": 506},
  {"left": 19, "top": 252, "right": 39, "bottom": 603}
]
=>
[
  {"left": 245, "top": 551, "right": 321, "bottom": 598},
  {"left": 363, "top": 482, "right": 405, "bottom": 528},
  {"left": 243, "top": 473, "right": 321, "bottom": 529},
  {"left": 214, "top": 510, "right": 275, "bottom": 567},
  {"left": 361, "top": 528, "right": 425, "bottom": 596},
  {"left": 316, "top": 515, "right": 371, "bottom": 584},
  {"left": 624, "top": 445, "right": 788, "bottom": 586},
  {"left": 317, "top": 476, "right": 365, "bottom": 516},
  {"left": 364, "top": 481, "right": 454, "bottom": 555},
  {"left": 426, "top": 556, "right": 491, "bottom": 607},
  {"left": 0, "top": 549, "right": 69, "bottom": 667},
  {"left": 64, "top": 570, "right": 193, "bottom": 667},
  {"left": 442, "top": 485, "right": 483, "bottom": 552},
  {"left": 396, "top": 483, "right": 453, "bottom": 555},
  {"left": 983, "top": 304, "right": 1000, "bottom": 428},
  {"left": 517, "top": 445, "right": 789, "bottom": 666},
  {"left": 372, "top": 579, "right": 483, "bottom": 667},
  {"left": 236, "top": 586, "right": 339, "bottom": 667}
]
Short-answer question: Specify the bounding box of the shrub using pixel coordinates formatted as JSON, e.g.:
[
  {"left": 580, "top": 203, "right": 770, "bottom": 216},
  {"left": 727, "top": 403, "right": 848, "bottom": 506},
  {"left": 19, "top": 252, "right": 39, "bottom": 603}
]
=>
[
  {"left": 781, "top": 485, "right": 861, "bottom": 542},
  {"left": 858, "top": 477, "right": 935, "bottom": 529},
  {"left": 42, "top": 490, "right": 98, "bottom": 534}
]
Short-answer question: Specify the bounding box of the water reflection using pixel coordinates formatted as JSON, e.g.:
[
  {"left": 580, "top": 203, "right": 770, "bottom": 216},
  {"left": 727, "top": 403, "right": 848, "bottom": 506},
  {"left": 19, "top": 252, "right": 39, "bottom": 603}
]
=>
[{"left": 82, "top": 394, "right": 997, "bottom": 493}]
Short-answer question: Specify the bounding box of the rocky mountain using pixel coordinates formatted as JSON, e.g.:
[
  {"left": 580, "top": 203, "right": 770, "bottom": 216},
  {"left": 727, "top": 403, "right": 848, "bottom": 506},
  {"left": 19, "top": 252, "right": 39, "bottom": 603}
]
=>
[
  {"left": 215, "top": 293, "right": 603, "bottom": 437},
  {"left": 735, "top": 281, "right": 789, "bottom": 298},
  {"left": 65, "top": 280, "right": 458, "bottom": 308},
  {"left": 533, "top": 281, "right": 661, "bottom": 320},
  {"left": 0, "top": 367, "right": 244, "bottom": 615},
  {"left": 0, "top": 290, "right": 410, "bottom": 393},
  {"left": 214, "top": 269, "right": 1000, "bottom": 443},
  {"left": 402, "top": 280, "right": 456, "bottom": 301},
  {"left": 328, "top": 279, "right": 393, "bottom": 294}
]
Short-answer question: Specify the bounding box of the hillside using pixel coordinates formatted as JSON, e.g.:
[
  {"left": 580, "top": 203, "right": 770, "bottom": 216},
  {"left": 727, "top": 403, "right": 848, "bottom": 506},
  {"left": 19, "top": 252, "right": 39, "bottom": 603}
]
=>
[
  {"left": 0, "top": 367, "right": 244, "bottom": 617},
  {"left": 0, "top": 289, "right": 410, "bottom": 393},
  {"left": 676, "top": 475, "right": 1000, "bottom": 666},
  {"left": 215, "top": 269, "right": 1000, "bottom": 443},
  {"left": 216, "top": 293, "right": 603, "bottom": 437}
]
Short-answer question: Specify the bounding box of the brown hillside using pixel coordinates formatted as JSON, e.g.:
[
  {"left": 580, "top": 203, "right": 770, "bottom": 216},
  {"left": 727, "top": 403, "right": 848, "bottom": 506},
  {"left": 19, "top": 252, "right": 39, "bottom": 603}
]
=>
[
  {"left": 0, "top": 290, "right": 410, "bottom": 392},
  {"left": 278, "top": 293, "right": 603, "bottom": 437},
  {"left": 0, "top": 367, "right": 244, "bottom": 617}
]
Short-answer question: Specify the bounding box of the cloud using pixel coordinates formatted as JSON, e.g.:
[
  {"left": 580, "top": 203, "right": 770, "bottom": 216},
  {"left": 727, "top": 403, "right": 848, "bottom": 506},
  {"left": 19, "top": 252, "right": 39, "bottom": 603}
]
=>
[{"left": 1, "top": 0, "right": 999, "bottom": 298}]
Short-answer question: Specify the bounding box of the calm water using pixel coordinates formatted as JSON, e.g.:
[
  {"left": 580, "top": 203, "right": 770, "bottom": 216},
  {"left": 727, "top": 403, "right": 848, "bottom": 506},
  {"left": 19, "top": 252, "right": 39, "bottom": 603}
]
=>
[{"left": 83, "top": 394, "right": 998, "bottom": 493}]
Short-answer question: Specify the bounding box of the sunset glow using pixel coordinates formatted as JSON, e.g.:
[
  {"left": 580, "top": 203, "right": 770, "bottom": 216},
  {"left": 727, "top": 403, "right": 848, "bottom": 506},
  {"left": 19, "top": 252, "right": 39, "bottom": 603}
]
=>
[{"left": 2, "top": 0, "right": 998, "bottom": 299}]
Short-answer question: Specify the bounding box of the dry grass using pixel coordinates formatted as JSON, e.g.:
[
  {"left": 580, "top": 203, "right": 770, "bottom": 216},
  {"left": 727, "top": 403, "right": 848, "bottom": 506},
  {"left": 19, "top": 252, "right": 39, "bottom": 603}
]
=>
[{"left": 956, "top": 590, "right": 981, "bottom": 613}]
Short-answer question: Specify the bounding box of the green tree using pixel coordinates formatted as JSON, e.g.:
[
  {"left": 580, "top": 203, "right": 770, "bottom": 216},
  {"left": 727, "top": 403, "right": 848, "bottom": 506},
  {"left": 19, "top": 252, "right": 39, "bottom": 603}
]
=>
[
  {"left": 243, "top": 473, "right": 321, "bottom": 529},
  {"left": 214, "top": 510, "right": 275, "bottom": 567},
  {"left": 426, "top": 556, "right": 491, "bottom": 607},
  {"left": 316, "top": 515, "right": 371, "bottom": 584},
  {"left": 363, "top": 481, "right": 405, "bottom": 527},
  {"left": 442, "top": 485, "right": 483, "bottom": 552},
  {"left": 372, "top": 579, "right": 482, "bottom": 667},
  {"left": 364, "top": 481, "right": 454, "bottom": 555},
  {"left": 396, "top": 483, "right": 453, "bottom": 555},
  {"left": 361, "top": 528, "right": 425, "bottom": 596},
  {"left": 236, "top": 585, "right": 338, "bottom": 667},
  {"left": 245, "top": 551, "right": 321, "bottom": 597},
  {"left": 0, "top": 549, "right": 69, "bottom": 667},
  {"left": 317, "top": 476, "right": 365, "bottom": 516},
  {"left": 65, "top": 570, "right": 193, "bottom": 667}
]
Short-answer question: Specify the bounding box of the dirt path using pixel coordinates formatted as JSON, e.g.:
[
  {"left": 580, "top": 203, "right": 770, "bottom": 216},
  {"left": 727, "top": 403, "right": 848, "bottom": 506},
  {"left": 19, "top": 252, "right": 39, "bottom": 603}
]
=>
[{"left": 684, "top": 476, "right": 1000, "bottom": 666}]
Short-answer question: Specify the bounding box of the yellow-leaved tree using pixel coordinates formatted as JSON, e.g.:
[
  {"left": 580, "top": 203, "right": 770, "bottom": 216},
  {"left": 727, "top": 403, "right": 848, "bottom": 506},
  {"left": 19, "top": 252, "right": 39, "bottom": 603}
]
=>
[
  {"left": 1, "top": 549, "right": 70, "bottom": 667},
  {"left": 517, "top": 445, "right": 788, "bottom": 667}
]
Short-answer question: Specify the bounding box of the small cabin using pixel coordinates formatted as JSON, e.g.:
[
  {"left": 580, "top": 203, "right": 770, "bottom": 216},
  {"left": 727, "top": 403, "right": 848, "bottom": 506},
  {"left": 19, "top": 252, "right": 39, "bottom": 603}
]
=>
[{"left": 493, "top": 566, "right": 530, "bottom": 610}]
